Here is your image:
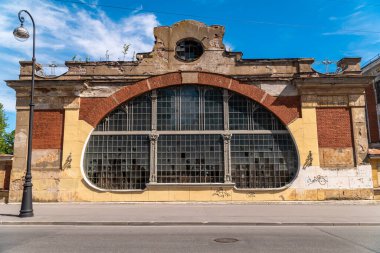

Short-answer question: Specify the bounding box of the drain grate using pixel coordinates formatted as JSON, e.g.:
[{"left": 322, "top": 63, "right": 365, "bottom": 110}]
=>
[{"left": 214, "top": 238, "right": 239, "bottom": 243}]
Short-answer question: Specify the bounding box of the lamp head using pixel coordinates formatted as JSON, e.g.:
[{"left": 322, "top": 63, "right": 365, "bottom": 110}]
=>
[{"left": 13, "top": 23, "right": 29, "bottom": 42}]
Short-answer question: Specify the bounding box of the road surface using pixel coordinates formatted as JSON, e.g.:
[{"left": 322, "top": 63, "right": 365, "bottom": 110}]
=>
[{"left": 0, "top": 225, "right": 379, "bottom": 253}]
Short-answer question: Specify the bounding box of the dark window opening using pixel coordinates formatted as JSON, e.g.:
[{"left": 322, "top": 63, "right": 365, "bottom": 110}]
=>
[{"left": 175, "top": 39, "right": 204, "bottom": 62}]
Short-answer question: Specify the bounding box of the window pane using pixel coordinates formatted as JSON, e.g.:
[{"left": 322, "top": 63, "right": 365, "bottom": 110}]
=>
[
  {"left": 175, "top": 40, "right": 204, "bottom": 61},
  {"left": 157, "top": 135, "right": 224, "bottom": 183},
  {"left": 204, "top": 88, "right": 224, "bottom": 130},
  {"left": 229, "top": 93, "right": 285, "bottom": 130},
  {"left": 180, "top": 86, "right": 200, "bottom": 130},
  {"left": 96, "top": 93, "right": 151, "bottom": 131},
  {"left": 157, "top": 88, "right": 177, "bottom": 131},
  {"left": 84, "top": 135, "right": 150, "bottom": 190},
  {"left": 231, "top": 134, "right": 298, "bottom": 189},
  {"left": 376, "top": 81, "right": 380, "bottom": 103}
]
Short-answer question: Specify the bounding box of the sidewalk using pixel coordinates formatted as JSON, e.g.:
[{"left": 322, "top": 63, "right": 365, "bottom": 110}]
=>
[{"left": 1, "top": 201, "right": 380, "bottom": 226}]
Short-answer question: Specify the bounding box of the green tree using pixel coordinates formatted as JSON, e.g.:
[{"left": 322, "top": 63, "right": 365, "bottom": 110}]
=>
[{"left": 0, "top": 103, "right": 15, "bottom": 154}]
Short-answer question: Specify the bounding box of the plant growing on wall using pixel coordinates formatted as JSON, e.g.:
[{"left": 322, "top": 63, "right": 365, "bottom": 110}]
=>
[
  {"left": 122, "top": 43, "right": 130, "bottom": 61},
  {"left": 0, "top": 103, "right": 14, "bottom": 154}
]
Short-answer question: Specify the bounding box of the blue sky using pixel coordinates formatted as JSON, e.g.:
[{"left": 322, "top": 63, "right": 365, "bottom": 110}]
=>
[{"left": 1, "top": 0, "right": 379, "bottom": 132}]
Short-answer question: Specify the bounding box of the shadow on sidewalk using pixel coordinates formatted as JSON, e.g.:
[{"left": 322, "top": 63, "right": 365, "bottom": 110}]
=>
[{"left": 0, "top": 214, "right": 19, "bottom": 217}]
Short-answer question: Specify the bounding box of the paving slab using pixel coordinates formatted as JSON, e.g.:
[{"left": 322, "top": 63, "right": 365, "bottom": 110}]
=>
[{"left": 1, "top": 201, "right": 380, "bottom": 226}]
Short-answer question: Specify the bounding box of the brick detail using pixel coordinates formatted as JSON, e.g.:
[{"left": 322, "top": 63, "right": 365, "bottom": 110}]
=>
[
  {"left": 316, "top": 108, "right": 353, "bottom": 148},
  {"left": 79, "top": 72, "right": 301, "bottom": 127},
  {"left": 365, "top": 84, "right": 379, "bottom": 143},
  {"left": 32, "top": 110, "right": 64, "bottom": 149}
]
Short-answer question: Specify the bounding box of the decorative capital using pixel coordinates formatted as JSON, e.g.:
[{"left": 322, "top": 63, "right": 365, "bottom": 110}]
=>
[
  {"left": 222, "top": 133, "right": 232, "bottom": 144},
  {"left": 150, "top": 93, "right": 158, "bottom": 101},
  {"left": 149, "top": 133, "right": 159, "bottom": 142}
]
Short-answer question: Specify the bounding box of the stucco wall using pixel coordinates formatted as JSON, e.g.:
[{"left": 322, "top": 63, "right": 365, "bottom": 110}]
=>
[{"left": 8, "top": 85, "right": 374, "bottom": 202}]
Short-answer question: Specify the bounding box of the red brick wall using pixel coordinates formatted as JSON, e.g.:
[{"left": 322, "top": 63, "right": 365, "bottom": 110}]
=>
[
  {"left": 365, "top": 84, "right": 379, "bottom": 143},
  {"left": 316, "top": 108, "right": 353, "bottom": 148},
  {"left": 79, "top": 72, "right": 301, "bottom": 127},
  {"left": 32, "top": 110, "right": 64, "bottom": 149}
]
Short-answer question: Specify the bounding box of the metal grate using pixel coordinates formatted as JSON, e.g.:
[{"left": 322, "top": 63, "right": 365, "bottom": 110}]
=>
[
  {"left": 84, "top": 135, "right": 150, "bottom": 190},
  {"left": 230, "top": 134, "right": 298, "bottom": 188},
  {"left": 157, "top": 135, "right": 224, "bottom": 183},
  {"left": 229, "top": 93, "right": 285, "bottom": 131},
  {"left": 96, "top": 94, "right": 151, "bottom": 131}
]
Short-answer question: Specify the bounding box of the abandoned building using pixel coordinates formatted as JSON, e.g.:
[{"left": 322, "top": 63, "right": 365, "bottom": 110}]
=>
[
  {"left": 362, "top": 55, "right": 380, "bottom": 198},
  {"left": 5, "top": 20, "right": 377, "bottom": 202}
]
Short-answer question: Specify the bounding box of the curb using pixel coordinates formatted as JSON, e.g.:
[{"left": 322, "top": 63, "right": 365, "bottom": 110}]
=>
[{"left": 1, "top": 221, "right": 380, "bottom": 226}]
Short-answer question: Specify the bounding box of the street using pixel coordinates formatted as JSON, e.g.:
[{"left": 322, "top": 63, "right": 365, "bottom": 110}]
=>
[{"left": 0, "top": 225, "right": 379, "bottom": 253}]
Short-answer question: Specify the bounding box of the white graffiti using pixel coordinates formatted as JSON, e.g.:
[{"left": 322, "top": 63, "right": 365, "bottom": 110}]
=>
[{"left": 306, "top": 175, "right": 328, "bottom": 186}]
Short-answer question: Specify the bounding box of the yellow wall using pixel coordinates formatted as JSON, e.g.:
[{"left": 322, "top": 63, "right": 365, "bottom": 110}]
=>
[{"left": 8, "top": 106, "right": 373, "bottom": 202}]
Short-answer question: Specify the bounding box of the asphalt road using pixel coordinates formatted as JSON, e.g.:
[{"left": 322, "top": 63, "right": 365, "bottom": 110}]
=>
[{"left": 0, "top": 225, "right": 379, "bottom": 253}]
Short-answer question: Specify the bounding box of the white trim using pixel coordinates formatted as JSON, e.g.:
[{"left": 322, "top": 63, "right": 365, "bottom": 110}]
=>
[{"left": 92, "top": 130, "right": 290, "bottom": 135}]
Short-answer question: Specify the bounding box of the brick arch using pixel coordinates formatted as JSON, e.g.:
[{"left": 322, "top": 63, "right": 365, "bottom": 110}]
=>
[{"left": 79, "top": 72, "right": 300, "bottom": 127}]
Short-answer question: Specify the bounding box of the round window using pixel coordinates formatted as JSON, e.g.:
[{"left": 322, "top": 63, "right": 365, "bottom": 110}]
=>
[{"left": 175, "top": 39, "right": 204, "bottom": 62}]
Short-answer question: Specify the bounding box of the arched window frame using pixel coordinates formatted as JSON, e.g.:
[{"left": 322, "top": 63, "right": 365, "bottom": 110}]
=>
[{"left": 84, "top": 85, "right": 299, "bottom": 191}]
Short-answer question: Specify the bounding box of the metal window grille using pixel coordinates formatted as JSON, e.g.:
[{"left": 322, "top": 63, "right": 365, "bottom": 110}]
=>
[
  {"left": 157, "top": 89, "right": 177, "bottom": 131},
  {"left": 157, "top": 86, "right": 224, "bottom": 131},
  {"left": 96, "top": 94, "right": 151, "bottom": 131},
  {"left": 84, "top": 85, "right": 299, "bottom": 190},
  {"left": 84, "top": 135, "right": 150, "bottom": 190},
  {"left": 229, "top": 93, "right": 285, "bottom": 131},
  {"left": 204, "top": 89, "right": 224, "bottom": 130},
  {"left": 157, "top": 135, "right": 224, "bottom": 183},
  {"left": 175, "top": 39, "right": 204, "bottom": 61},
  {"left": 180, "top": 86, "right": 200, "bottom": 130},
  {"left": 230, "top": 134, "right": 298, "bottom": 188}
]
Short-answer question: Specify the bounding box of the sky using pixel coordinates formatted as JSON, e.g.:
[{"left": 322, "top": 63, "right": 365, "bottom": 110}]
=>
[{"left": 0, "top": 0, "right": 379, "bottom": 132}]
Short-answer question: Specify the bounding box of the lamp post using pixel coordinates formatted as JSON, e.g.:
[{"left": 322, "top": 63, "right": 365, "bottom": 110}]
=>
[{"left": 13, "top": 10, "right": 36, "bottom": 218}]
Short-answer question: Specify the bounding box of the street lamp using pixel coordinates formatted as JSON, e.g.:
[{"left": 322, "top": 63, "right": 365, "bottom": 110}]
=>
[{"left": 13, "top": 10, "right": 36, "bottom": 218}]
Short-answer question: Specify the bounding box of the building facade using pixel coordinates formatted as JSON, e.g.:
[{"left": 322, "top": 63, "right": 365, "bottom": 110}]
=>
[
  {"left": 362, "top": 55, "right": 380, "bottom": 199},
  {"left": 6, "top": 20, "right": 375, "bottom": 202}
]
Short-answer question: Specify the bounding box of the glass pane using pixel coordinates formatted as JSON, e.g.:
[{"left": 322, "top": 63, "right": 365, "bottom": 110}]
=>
[
  {"left": 84, "top": 135, "right": 150, "bottom": 190},
  {"left": 204, "top": 88, "right": 224, "bottom": 130},
  {"left": 229, "top": 93, "right": 250, "bottom": 130},
  {"left": 157, "top": 135, "right": 224, "bottom": 183},
  {"left": 175, "top": 40, "right": 203, "bottom": 61},
  {"left": 96, "top": 93, "right": 151, "bottom": 131},
  {"left": 230, "top": 134, "right": 298, "bottom": 189},
  {"left": 229, "top": 93, "right": 285, "bottom": 130},
  {"left": 180, "top": 86, "right": 200, "bottom": 130},
  {"left": 157, "top": 88, "right": 177, "bottom": 131}
]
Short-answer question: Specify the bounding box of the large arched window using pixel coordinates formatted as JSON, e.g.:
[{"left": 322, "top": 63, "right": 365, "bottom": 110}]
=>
[{"left": 84, "top": 85, "right": 298, "bottom": 190}]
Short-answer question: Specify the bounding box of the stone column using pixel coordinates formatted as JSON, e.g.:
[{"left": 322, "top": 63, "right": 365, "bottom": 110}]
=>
[
  {"left": 223, "top": 89, "right": 229, "bottom": 131},
  {"left": 151, "top": 90, "right": 157, "bottom": 131},
  {"left": 350, "top": 95, "right": 368, "bottom": 165},
  {"left": 149, "top": 133, "right": 159, "bottom": 182},
  {"left": 223, "top": 133, "right": 232, "bottom": 183}
]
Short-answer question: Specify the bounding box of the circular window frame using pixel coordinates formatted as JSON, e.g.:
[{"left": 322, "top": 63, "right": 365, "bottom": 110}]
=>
[{"left": 175, "top": 38, "right": 204, "bottom": 62}]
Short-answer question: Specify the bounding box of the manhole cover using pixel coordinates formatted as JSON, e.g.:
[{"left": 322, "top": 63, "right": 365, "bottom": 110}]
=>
[{"left": 214, "top": 238, "right": 239, "bottom": 243}]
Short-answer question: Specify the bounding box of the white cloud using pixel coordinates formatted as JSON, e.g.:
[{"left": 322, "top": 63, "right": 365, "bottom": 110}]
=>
[
  {"left": 0, "top": 0, "right": 159, "bottom": 61},
  {"left": 0, "top": 0, "right": 160, "bottom": 129},
  {"left": 323, "top": 8, "right": 380, "bottom": 62}
]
